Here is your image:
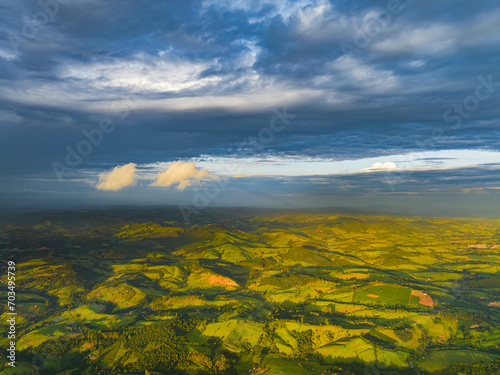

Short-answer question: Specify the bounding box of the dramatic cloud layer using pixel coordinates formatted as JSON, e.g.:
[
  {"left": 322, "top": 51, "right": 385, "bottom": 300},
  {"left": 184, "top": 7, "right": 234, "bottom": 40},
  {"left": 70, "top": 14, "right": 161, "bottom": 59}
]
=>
[
  {"left": 96, "top": 163, "right": 137, "bottom": 191},
  {"left": 0, "top": 0, "right": 499, "bottom": 212}
]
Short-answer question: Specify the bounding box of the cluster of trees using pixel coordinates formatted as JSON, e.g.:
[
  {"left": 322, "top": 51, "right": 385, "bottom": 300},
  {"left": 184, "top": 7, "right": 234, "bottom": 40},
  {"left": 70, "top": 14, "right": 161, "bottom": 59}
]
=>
[
  {"left": 394, "top": 329, "right": 413, "bottom": 342},
  {"left": 24, "top": 335, "right": 90, "bottom": 375},
  {"left": 362, "top": 332, "right": 397, "bottom": 350},
  {"left": 120, "top": 320, "right": 196, "bottom": 372},
  {"left": 271, "top": 301, "right": 305, "bottom": 321},
  {"left": 123, "top": 328, "right": 187, "bottom": 372},
  {"left": 293, "top": 329, "right": 314, "bottom": 357},
  {"left": 260, "top": 273, "right": 318, "bottom": 289},
  {"left": 393, "top": 318, "right": 414, "bottom": 342},
  {"left": 23, "top": 317, "right": 203, "bottom": 374},
  {"left": 433, "top": 360, "right": 500, "bottom": 375},
  {"left": 462, "top": 276, "right": 500, "bottom": 289}
]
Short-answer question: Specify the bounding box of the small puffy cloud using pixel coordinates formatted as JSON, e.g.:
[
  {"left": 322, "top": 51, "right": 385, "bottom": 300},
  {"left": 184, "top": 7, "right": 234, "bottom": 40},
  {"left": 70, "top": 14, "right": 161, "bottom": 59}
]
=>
[
  {"left": 96, "top": 163, "right": 137, "bottom": 191},
  {"left": 363, "top": 162, "right": 399, "bottom": 172},
  {"left": 151, "top": 161, "right": 217, "bottom": 190}
]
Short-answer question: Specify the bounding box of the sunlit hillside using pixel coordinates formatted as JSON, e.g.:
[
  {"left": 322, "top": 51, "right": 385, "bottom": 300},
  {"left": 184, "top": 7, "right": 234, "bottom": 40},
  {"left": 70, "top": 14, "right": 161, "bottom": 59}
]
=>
[{"left": 1, "top": 208, "right": 500, "bottom": 374}]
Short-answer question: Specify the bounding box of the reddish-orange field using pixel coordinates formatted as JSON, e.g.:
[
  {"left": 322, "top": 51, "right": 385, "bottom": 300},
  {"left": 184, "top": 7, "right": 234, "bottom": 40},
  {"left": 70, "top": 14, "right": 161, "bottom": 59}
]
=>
[{"left": 411, "top": 290, "right": 434, "bottom": 307}]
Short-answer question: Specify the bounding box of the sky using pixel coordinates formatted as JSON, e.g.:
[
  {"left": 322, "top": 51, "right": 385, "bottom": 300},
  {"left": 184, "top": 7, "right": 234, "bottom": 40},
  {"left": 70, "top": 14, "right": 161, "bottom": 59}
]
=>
[{"left": 1, "top": 0, "right": 500, "bottom": 215}]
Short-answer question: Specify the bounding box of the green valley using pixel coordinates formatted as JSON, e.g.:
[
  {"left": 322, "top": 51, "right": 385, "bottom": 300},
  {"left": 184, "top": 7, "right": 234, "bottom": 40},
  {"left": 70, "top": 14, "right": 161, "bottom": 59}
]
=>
[{"left": 1, "top": 208, "right": 500, "bottom": 374}]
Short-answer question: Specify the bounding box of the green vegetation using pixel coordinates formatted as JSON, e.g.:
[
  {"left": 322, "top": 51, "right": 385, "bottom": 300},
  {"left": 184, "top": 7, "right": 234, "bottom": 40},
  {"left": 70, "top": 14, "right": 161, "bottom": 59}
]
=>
[{"left": 1, "top": 208, "right": 500, "bottom": 374}]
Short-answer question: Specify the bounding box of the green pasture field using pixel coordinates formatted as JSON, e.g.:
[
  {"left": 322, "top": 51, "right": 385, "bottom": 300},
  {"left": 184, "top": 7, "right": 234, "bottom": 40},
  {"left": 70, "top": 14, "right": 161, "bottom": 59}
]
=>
[{"left": 2, "top": 209, "right": 500, "bottom": 374}]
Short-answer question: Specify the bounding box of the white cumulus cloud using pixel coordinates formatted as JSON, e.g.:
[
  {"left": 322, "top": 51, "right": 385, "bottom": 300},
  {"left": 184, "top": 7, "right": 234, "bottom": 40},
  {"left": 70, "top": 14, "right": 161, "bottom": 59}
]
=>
[
  {"left": 151, "top": 161, "right": 217, "bottom": 190},
  {"left": 96, "top": 163, "right": 137, "bottom": 191},
  {"left": 363, "top": 162, "right": 399, "bottom": 172}
]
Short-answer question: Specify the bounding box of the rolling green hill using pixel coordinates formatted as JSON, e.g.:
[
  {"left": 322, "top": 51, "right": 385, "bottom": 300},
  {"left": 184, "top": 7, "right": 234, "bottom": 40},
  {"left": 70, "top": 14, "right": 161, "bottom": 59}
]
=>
[{"left": 1, "top": 208, "right": 500, "bottom": 374}]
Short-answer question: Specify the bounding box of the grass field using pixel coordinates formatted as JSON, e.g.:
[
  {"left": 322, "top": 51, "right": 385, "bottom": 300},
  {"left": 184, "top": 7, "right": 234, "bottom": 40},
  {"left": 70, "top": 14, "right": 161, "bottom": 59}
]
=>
[
  {"left": 1, "top": 209, "right": 500, "bottom": 374},
  {"left": 419, "top": 350, "right": 499, "bottom": 372},
  {"left": 352, "top": 285, "right": 419, "bottom": 307}
]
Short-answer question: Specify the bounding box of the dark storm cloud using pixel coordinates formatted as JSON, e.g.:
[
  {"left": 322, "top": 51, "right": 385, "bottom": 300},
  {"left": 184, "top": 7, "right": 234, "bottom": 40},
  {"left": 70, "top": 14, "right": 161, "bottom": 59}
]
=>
[{"left": 1, "top": 0, "right": 500, "bottom": 203}]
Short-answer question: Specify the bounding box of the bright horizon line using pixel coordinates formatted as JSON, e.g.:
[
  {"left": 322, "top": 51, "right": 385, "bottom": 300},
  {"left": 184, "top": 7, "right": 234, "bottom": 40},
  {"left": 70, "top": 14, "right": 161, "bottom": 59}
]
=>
[{"left": 131, "top": 148, "right": 499, "bottom": 179}]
